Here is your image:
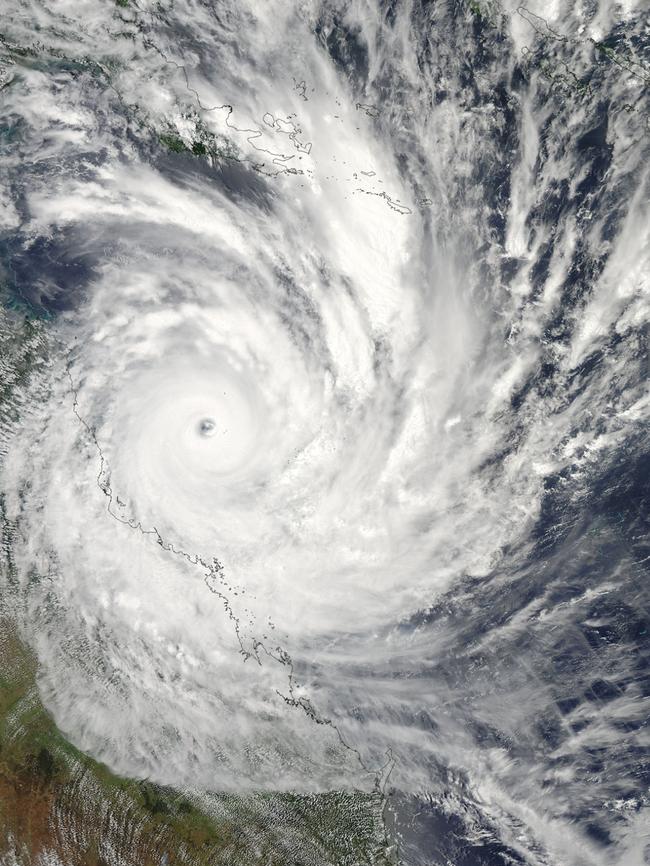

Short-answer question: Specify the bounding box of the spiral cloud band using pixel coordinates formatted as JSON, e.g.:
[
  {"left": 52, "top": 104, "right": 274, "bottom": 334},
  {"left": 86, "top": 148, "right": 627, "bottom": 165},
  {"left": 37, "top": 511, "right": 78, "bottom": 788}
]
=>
[{"left": 1, "top": 1, "right": 649, "bottom": 864}]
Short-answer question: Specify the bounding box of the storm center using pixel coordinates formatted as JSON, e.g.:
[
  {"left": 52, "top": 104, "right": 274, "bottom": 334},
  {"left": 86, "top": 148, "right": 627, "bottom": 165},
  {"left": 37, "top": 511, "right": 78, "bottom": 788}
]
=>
[{"left": 198, "top": 417, "right": 217, "bottom": 437}]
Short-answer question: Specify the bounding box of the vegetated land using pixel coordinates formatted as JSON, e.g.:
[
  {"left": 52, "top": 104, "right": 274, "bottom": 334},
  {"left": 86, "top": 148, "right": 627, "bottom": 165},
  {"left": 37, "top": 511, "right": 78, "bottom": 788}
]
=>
[{"left": 0, "top": 622, "right": 392, "bottom": 866}]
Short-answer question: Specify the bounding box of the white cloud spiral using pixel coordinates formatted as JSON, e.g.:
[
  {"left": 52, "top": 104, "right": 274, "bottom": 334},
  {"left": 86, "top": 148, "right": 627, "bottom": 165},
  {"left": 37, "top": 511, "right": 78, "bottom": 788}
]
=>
[{"left": 1, "top": 1, "right": 649, "bottom": 863}]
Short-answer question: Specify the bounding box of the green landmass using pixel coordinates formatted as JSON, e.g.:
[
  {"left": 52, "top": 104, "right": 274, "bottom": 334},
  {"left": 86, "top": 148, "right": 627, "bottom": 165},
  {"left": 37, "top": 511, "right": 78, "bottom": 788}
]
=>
[{"left": 0, "top": 622, "right": 392, "bottom": 865}]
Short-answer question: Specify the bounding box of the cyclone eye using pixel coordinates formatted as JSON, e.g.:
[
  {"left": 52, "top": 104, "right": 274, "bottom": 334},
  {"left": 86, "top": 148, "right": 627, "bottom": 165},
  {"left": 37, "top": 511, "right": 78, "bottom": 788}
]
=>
[{"left": 198, "top": 417, "right": 217, "bottom": 437}]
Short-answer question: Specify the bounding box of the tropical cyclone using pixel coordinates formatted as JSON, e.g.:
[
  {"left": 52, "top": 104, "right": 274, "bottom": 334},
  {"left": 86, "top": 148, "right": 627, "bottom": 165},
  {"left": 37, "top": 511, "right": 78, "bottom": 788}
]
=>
[{"left": 1, "top": 1, "right": 649, "bottom": 865}]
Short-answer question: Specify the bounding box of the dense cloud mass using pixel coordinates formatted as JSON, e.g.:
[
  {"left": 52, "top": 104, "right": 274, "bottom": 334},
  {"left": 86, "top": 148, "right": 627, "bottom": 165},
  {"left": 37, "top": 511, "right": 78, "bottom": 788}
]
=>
[{"left": 1, "top": 1, "right": 649, "bottom": 864}]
